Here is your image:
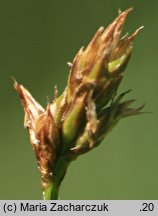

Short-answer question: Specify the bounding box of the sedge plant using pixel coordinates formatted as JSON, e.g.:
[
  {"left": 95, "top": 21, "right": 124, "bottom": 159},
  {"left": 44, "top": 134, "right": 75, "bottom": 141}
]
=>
[{"left": 14, "top": 8, "right": 144, "bottom": 200}]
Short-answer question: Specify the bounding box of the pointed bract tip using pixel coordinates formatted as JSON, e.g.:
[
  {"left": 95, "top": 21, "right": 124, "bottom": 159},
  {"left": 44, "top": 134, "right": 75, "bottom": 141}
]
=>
[
  {"left": 98, "top": 26, "right": 104, "bottom": 32},
  {"left": 11, "top": 76, "right": 19, "bottom": 89},
  {"left": 67, "top": 62, "right": 73, "bottom": 67},
  {"left": 79, "top": 46, "right": 85, "bottom": 54},
  {"left": 117, "top": 7, "right": 133, "bottom": 26},
  {"left": 53, "top": 85, "right": 58, "bottom": 101},
  {"left": 116, "top": 8, "right": 133, "bottom": 28},
  {"left": 136, "top": 103, "right": 145, "bottom": 111},
  {"left": 128, "top": 26, "right": 144, "bottom": 42},
  {"left": 116, "top": 8, "right": 133, "bottom": 23},
  {"left": 121, "top": 7, "right": 133, "bottom": 15},
  {"left": 118, "top": 8, "right": 122, "bottom": 15},
  {"left": 139, "top": 26, "right": 144, "bottom": 30},
  {"left": 135, "top": 26, "right": 144, "bottom": 35}
]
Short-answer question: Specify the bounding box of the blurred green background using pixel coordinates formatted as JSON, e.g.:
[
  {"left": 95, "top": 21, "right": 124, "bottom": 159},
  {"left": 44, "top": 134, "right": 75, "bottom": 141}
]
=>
[{"left": 0, "top": 0, "right": 157, "bottom": 200}]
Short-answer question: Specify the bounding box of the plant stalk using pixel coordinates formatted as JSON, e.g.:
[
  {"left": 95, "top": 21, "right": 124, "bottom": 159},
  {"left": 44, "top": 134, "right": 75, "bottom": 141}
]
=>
[{"left": 43, "top": 183, "right": 60, "bottom": 200}]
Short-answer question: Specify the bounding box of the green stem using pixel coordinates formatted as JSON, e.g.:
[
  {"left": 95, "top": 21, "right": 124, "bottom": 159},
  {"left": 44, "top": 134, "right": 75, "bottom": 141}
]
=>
[{"left": 43, "top": 183, "right": 60, "bottom": 200}]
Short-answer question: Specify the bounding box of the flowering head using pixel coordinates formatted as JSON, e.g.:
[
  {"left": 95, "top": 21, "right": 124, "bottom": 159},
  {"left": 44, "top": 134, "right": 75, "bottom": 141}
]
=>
[{"left": 15, "top": 8, "right": 144, "bottom": 198}]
